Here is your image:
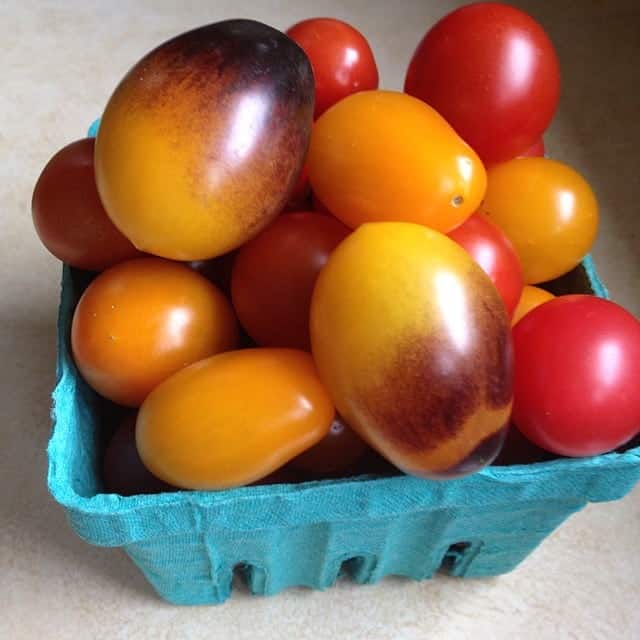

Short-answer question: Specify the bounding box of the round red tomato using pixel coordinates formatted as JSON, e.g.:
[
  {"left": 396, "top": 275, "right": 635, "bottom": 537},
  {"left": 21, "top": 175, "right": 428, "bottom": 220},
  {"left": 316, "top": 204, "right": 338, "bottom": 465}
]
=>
[
  {"left": 448, "top": 213, "right": 523, "bottom": 316},
  {"left": 32, "top": 138, "right": 142, "bottom": 270},
  {"left": 404, "top": 3, "right": 560, "bottom": 164},
  {"left": 286, "top": 18, "right": 379, "bottom": 119},
  {"left": 231, "top": 212, "right": 350, "bottom": 350},
  {"left": 512, "top": 295, "right": 640, "bottom": 457}
]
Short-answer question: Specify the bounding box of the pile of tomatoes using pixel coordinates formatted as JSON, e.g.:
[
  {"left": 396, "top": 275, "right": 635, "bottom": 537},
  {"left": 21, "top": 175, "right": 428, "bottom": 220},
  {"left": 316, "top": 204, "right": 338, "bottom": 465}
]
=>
[{"left": 33, "top": 4, "right": 640, "bottom": 496}]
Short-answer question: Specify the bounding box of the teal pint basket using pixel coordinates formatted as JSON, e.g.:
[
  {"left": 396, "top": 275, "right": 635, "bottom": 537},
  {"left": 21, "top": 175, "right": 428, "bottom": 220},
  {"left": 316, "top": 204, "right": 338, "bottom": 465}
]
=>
[{"left": 46, "top": 120, "right": 640, "bottom": 605}]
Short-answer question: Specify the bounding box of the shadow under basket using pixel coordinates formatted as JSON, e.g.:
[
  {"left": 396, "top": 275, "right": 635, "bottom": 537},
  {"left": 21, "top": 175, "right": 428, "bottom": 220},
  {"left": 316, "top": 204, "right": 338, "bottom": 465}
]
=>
[{"left": 47, "top": 257, "right": 640, "bottom": 605}]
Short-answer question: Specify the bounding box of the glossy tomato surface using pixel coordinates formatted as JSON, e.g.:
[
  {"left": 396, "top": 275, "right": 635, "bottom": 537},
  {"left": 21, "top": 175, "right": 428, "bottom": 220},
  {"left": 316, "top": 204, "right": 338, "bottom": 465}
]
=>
[
  {"left": 137, "top": 349, "right": 335, "bottom": 489},
  {"left": 511, "top": 285, "right": 555, "bottom": 326},
  {"left": 480, "top": 158, "right": 598, "bottom": 283},
  {"left": 72, "top": 258, "right": 238, "bottom": 406},
  {"left": 405, "top": 3, "right": 560, "bottom": 163},
  {"left": 308, "top": 91, "right": 486, "bottom": 233},
  {"left": 32, "top": 138, "right": 142, "bottom": 270},
  {"left": 448, "top": 213, "right": 523, "bottom": 316},
  {"left": 231, "top": 212, "right": 350, "bottom": 349},
  {"left": 512, "top": 295, "right": 640, "bottom": 456},
  {"left": 286, "top": 18, "right": 378, "bottom": 119}
]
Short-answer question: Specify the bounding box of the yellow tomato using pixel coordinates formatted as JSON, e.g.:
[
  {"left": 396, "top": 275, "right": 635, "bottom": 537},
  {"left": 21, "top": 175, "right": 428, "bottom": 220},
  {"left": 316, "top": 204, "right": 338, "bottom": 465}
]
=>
[
  {"left": 136, "top": 349, "right": 334, "bottom": 490},
  {"left": 511, "top": 286, "right": 555, "bottom": 326},
  {"left": 310, "top": 222, "right": 512, "bottom": 478},
  {"left": 480, "top": 158, "right": 599, "bottom": 283},
  {"left": 307, "top": 90, "right": 486, "bottom": 233}
]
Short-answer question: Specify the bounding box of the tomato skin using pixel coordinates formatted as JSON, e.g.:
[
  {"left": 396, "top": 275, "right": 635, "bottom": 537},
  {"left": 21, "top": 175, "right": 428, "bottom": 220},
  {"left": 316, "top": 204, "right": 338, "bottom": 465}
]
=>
[
  {"left": 512, "top": 295, "right": 640, "bottom": 457},
  {"left": 308, "top": 90, "right": 486, "bottom": 234},
  {"left": 286, "top": 18, "right": 379, "bottom": 119},
  {"left": 32, "top": 138, "right": 142, "bottom": 270},
  {"left": 136, "top": 349, "right": 335, "bottom": 490},
  {"left": 480, "top": 158, "right": 598, "bottom": 284},
  {"left": 404, "top": 3, "right": 560, "bottom": 164},
  {"left": 71, "top": 257, "right": 238, "bottom": 407},
  {"left": 511, "top": 285, "right": 555, "bottom": 326},
  {"left": 520, "top": 138, "right": 545, "bottom": 158},
  {"left": 231, "top": 212, "right": 350, "bottom": 350},
  {"left": 448, "top": 213, "right": 523, "bottom": 317}
]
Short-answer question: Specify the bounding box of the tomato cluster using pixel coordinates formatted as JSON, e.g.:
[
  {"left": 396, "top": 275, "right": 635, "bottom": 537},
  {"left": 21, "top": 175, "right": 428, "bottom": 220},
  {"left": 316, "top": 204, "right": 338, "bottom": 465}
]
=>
[{"left": 33, "top": 8, "right": 640, "bottom": 494}]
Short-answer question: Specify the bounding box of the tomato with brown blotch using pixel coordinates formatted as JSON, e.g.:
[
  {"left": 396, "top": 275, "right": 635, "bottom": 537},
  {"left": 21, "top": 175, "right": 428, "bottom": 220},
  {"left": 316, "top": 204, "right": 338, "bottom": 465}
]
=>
[
  {"left": 479, "top": 158, "right": 598, "bottom": 284},
  {"left": 103, "top": 413, "right": 177, "bottom": 496},
  {"left": 32, "top": 138, "right": 142, "bottom": 271},
  {"left": 511, "top": 286, "right": 555, "bottom": 326},
  {"left": 95, "top": 19, "right": 314, "bottom": 261},
  {"left": 310, "top": 222, "right": 513, "bottom": 479},
  {"left": 136, "top": 349, "right": 335, "bottom": 490},
  {"left": 448, "top": 213, "right": 523, "bottom": 317},
  {"left": 308, "top": 91, "right": 486, "bottom": 234},
  {"left": 71, "top": 258, "right": 238, "bottom": 407},
  {"left": 289, "top": 416, "right": 369, "bottom": 476},
  {"left": 231, "top": 212, "right": 350, "bottom": 350}
]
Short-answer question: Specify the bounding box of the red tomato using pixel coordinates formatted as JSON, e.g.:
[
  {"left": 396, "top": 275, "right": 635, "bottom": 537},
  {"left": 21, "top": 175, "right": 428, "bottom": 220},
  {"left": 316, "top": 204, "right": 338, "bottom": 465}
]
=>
[
  {"left": 286, "top": 18, "right": 379, "bottom": 119},
  {"left": 404, "top": 3, "right": 560, "bottom": 164},
  {"left": 32, "top": 138, "right": 142, "bottom": 270},
  {"left": 448, "top": 213, "right": 523, "bottom": 316},
  {"left": 231, "top": 212, "right": 350, "bottom": 349},
  {"left": 512, "top": 295, "right": 640, "bottom": 457},
  {"left": 520, "top": 138, "right": 545, "bottom": 158}
]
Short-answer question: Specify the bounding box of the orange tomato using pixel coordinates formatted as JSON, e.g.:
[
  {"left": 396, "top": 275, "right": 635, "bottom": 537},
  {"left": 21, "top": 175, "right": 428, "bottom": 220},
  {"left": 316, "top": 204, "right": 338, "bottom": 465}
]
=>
[
  {"left": 136, "top": 349, "right": 335, "bottom": 489},
  {"left": 308, "top": 90, "right": 486, "bottom": 233},
  {"left": 512, "top": 286, "right": 555, "bottom": 326},
  {"left": 71, "top": 258, "right": 238, "bottom": 406},
  {"left": 480, "top": 158, "right": 599, "bottom": 283}
]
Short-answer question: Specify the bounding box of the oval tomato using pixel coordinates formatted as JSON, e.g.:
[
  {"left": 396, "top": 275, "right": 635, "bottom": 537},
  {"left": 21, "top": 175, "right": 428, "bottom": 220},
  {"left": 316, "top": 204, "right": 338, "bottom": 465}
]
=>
[
  {"left": 286, "top": 18, "right": 379, "bottom": 119},
  {"left": 231, "top": 212, "right": 350, "bottom": 350},
  {"left": 448, "top": 213, "right": 523, "bottom": 316},
  {"left": 405, "top": 3, "right": 560, "bottom": 163},
  {"left": 71, "top": 258, "right": 238, "bottom": 406},
  {"left": 308, "top": 90, "right": 486, "bottom": 233},
  {"left": 480, "top": 158, "right": 599, "bottom": 283},
  {"left": 512, "top": 295, "right": 640, "bottom": 456},
  {"left": 136, "top": 349, "right": 335, "bottom": 489},
  {"left": 32, "top": 138, "right": 142, "bottom": 270}
]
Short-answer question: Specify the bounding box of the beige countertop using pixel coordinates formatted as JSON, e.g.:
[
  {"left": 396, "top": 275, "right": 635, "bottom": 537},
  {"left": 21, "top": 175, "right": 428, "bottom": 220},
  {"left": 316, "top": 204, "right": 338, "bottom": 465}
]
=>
[{"left": 2, "top": 1, "right": 639, "bottom": 638}]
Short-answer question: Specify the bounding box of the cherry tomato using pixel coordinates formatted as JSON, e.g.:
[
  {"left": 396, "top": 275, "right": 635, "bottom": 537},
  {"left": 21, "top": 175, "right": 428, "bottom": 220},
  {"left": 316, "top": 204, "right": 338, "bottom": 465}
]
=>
[
  {"left": 289, "top": 416, "right": 369, "bottom": 476},
  {"left": 511, "top": 286, "right": 555, "bottom": 326},
  {"left": 308, "top": 91, "right": 486, "bottom": 233},
  {"left": 103, "top": 413, "right": 176, "bottom": 495},
  {"left": 32, "top": 138, "right": 142, "bottom": 270},
  {"left": 448, "top": 213, "right": 523, "bottom": 316},
  {"left": 512, "top": 295, "right": 640, "bottom": 457},
  {"left": 479, "top": 158, "right": 599, "bottom": 284},
  {"left": 72, "top": 258, "right": 238, "bottom": 407},
  {"left": 520, "top": 138, "right": 545, "bottom": 158},
  {"left": 286, "top": 18, "right": 379, "bottom": 119},
  {"left": 137, "top": 349, "right": 335, "bottom": 490},
  {"left": 404, "top": 3, "right": 560, "bottom": 163},
  {"left": 231, "top": 212, "right": 350, "bottom": 350}
]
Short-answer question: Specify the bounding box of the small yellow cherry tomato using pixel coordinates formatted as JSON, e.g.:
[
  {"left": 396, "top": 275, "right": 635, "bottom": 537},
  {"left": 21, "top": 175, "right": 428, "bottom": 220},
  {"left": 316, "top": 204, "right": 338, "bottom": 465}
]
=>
[
  {"left": 136, "top": 349, "right": 334, "bottom": 490},
  {"left": 512, "top": 286, "right": 555, "bottom": 326},
  {"left": 480, "top": 158, "right": 598, "bottom": 284},
  {"left": 308, "top": 90, "right": 486, "bottom": 233}
]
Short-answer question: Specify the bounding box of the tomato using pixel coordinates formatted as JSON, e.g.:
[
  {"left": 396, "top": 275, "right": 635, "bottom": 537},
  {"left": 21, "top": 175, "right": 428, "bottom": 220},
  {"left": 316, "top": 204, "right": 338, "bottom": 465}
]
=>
[
  {"left": 71, "top": 258, "right": 238, "bottom": 407},
  {"left": 308, "top": 91, "right": 486, "bottom": 233},
  {"left": 479, "top": 158, "right": 599, "bottom": 284},
  {"left": 32, "top": 138, "right": 142, "bottom": 270},
  {"left": 512, "top": 295, "right": 640, "bottom": 457},
  {"left": 289, "top": 416, "right": 369, "bottom": 476},
  {"left": 231, "top": 212, "right": 350, "bottom": 350},
  {"left": 511, "top": 286, "right": 555, "bottom": 326},
  {"left": 448, "top": 213, "right": 523, "bottom": 316},
  {"left": 286, "top": 18, "right": 379, "bottom": 119},
  {"left": 404, "top": 3, "right": 560, "bottom": 164},
  {"left": 136, "top": 349, "right": 335, "bottom": 489},
  {"left": 520, "top": 138, "right": 545, "bottom": 158},
  {"left": 103, "top": 413, "right": 176, "bottom": 495}
]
